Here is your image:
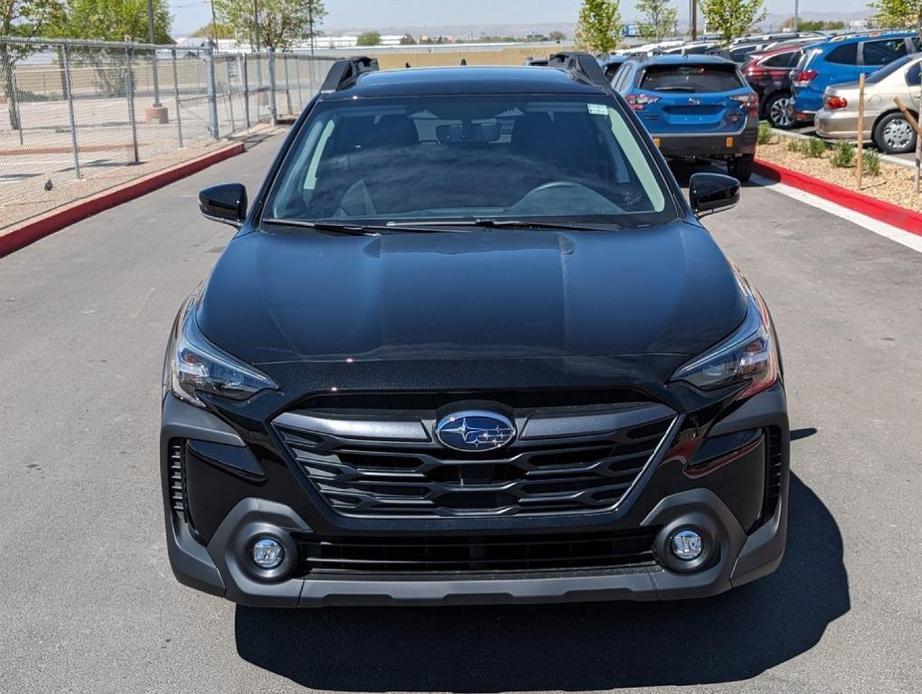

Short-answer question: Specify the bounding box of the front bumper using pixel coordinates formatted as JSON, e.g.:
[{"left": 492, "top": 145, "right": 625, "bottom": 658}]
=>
[
  {"left": 161, "top": 385, "right": 789, "bottom": 607},
  {"left": 653, "top": 123, "right": 758, "bottom": 160}
]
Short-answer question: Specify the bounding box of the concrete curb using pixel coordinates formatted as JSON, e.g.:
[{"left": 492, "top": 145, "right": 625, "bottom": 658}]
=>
[
  {"left": 0, "top": 141, "right": 246, "bottom": 258},
  {"left": 753, "top": 159, "right": 922, "bottom": 237}
]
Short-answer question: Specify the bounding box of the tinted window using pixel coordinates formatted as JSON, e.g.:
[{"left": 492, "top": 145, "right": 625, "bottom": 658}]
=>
[
  {"left": 266, "top": 96, "right": 674, "bottom": 228},
  {"left": 862, "top": 39, "right": 908, "bottom": 66},
  {"left": 730, "top": 46, "right": 757, "bottom": 63},
  {"left": 763, "top": 51, "right": 797, "bottom": 68},
  {"left": 866, "top": 53, "right": 916, "bottom": 83},
  {"left": 826, "top": 43, "right": 858, "bottom": 65},
  {"left": 907, "top": 62, "right": 922, "bottom": 87},
  {"left": 640, "top": 64, "right": 743, "bottom": 92}
]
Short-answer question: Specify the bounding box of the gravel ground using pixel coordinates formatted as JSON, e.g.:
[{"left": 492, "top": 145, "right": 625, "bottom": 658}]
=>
[
  {"left": 0, "top": 124, "right": 279, "bottom": 231},
  {"left": 756, "top": 138, "right": 922, "bottom": 212}
]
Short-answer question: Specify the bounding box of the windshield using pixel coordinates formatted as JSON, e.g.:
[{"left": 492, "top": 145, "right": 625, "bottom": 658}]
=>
[{"left": 264, "top": 95, "right": 676, "bottom": 229}]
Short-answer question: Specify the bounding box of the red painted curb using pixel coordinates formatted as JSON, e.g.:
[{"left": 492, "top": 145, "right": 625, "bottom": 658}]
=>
[
  {"left": 0, "top": 141, "right": 246, "bottom": 258},
  {"left": 753, "top": 159, "right": 922, "bottom": 237}
]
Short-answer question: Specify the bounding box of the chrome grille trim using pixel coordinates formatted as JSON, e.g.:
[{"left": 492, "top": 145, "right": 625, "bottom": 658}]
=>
[{"left": 273, "top": 401, "right": 679, "bottom": 519}]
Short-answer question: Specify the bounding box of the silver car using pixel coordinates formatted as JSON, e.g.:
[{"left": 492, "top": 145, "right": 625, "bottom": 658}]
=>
[{"left": 815, "top": 53, "right": 922, "bottom": 154}]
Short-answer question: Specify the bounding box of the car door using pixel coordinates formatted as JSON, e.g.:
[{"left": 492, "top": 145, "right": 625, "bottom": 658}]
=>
[{"left": 860, "top": 38, "right": 910, "bottom": 70}]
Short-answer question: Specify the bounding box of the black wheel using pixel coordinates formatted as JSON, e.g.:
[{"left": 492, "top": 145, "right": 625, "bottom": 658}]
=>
[
  {"left": 727, "top": 154, "right": 753, "bottom": 183},
  {"left": 873, "top": 112, "right": 917, "bottom": 154},
  {"left": 764, "top": 92, "right": 795, "bottom": 129}
]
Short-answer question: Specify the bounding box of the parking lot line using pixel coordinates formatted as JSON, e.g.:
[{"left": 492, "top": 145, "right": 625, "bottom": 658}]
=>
[{"left": 752, "top": 174, "right": 922, "bottom": 254}]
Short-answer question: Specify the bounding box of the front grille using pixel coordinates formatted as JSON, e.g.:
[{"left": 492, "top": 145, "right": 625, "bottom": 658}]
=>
[
  {"left": 763, "top": 426, "right": 784, "bottom": 518},
  {"left": 273, "top": 398, "right": 677, "bottom": 518},
  {"left": 298, "top": 527, "right": 661, "bottom": 575},
  {"left": 167, "top": 439, "right": 188, "bottom": 520}
]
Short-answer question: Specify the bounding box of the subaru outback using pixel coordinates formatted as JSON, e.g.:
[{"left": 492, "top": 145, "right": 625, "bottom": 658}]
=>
[{"left": 161, "top": 54, "right": 790, "bottom": 607}]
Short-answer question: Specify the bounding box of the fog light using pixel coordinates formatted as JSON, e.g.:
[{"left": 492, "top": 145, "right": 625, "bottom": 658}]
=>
[
  {"left": 670, "top": 529, "right": 703, "bottom": 561},
  {"left": 252, "top": 537, "right": 284, "bottom": 569}
]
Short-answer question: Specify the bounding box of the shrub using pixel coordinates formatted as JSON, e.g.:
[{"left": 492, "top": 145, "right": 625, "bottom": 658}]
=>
[
  {"left": 757, "top": 120, "right": 773, "bottom": 145},
  {"left": 830, "top": 141, "right": 855, "bottom": 168},
  {"left": 805, "top": 137, "right": 827, "bottom": 158},
  {"left": 862, "top": 149, "right": 881, "bottom": 176},
  {"left": 786, "top": 137, "right": 807, "bottom": 154}
]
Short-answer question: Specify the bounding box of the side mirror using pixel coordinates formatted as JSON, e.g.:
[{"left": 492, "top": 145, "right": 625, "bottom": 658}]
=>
[
  {"left": 689, "top": 173, "right": 740, "bottom": 218},
  {"left": 199, "top": 183, "right": 247, "bottom": 227}
]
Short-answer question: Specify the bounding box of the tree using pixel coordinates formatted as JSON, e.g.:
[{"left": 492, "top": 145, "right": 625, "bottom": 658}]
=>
[
  {"left": 356, "top": 31, "right": 381, "bottom": 47},
  {"left": 636, "top": 0, "right": 678, "bottom": 41},
  {"left": 192, "top": 21, "right": 236, "bottom": 40},
  {"left": 549, "top": 30, "right": 567, "bottom": 42},
  {"left": 399, "top": 33, "right": 417, "bottom": 45},
  {"left": 57, "top": 0, "right": 172, "bottom": 42},
  {"left": 575, "top": 0, "right": 621, "bottom": 53},
  {"left": 871, "top": 0, "right": 922, "bottom": 35},
  {"left": 215, "top": 0, "right": 326, "bottom": 51},
  {"left": 1, "top": 0, "right": 66, "bottom": 129},
  {"left": 699, "top": 0, "right": 766, "bottom": 45}
]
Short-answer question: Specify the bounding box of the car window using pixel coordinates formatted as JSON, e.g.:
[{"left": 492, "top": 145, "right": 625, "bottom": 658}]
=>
[
  {"left": 907, "top": 61, "right": 922, "bottom": 87},
  {"left": 826, "top": 43, "right": 858, "bottom": 65},
  {"left": 866, "top": 53, "right": 916, "bottom": 83},
  {"left": 861, "top": 39, "right": 908, "bottom": 66},
  {"left": 762, "top": 51, "right": 796, "bottom": 68},
  {"left": 266, "top": 95, "right": 675, "bottom": 228},
  {"left": 640, "top": 64, "right": 744, "bottom": 92},
  {"left": 730, "top": 46, "right": 757, "bottom": 63}
]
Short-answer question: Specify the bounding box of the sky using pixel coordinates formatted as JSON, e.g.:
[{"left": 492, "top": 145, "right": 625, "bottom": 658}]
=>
[{"left": 170, "top": 0, "right": 850, "bottom": 37}]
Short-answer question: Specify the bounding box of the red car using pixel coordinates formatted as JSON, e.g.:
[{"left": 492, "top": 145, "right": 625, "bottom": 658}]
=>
[{"left": 742, "top": 43, "right": 807, "bottom": 129}]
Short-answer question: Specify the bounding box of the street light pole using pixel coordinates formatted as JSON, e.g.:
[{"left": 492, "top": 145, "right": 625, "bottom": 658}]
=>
[
  {"left": 146, "top": 0, "right": 161, "bottom": 106},
  {"left": 253, "top": 0, "right": 261, "bottom": 51},
  {"left": 793, "top": 0, "right": 800, "bottom": 31}
]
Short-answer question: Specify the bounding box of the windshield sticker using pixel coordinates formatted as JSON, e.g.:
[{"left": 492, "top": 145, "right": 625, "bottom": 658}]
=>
[{"left": 587, "top": 103, "right": 608, "bottom": 115}]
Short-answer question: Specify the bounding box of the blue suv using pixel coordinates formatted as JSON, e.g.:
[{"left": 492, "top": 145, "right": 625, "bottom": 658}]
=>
[
  {"left": 791, "top": 31, "right": 920, "bottom": 121},
  {"left": 612, "top": 55, "right": 759, "bottom": 181}
]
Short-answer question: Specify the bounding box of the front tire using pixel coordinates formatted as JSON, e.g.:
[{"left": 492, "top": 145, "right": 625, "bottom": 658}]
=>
[
  {"left": 727, "top": 154, "right": 754, "bottom": 182},
  {"left": 764, "top": 92, "right": 795, "bottom": 129},
  {"left": 873, "top": 112, "right": 917, "bottom": 154}
]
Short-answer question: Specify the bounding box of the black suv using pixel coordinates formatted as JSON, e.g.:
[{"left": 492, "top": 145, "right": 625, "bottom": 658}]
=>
[{"left": 162, "top": 54, "right": 790, "bottom": 607}]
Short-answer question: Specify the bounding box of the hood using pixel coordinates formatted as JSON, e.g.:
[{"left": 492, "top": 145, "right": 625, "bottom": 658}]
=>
[{"left": 197, "top": 223, "right": 746, "bottom": 377}]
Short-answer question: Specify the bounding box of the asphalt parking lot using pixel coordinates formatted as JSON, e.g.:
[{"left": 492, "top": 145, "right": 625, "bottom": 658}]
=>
[{"left": 1, "top": 133, "right": 921, "bottom": 693}]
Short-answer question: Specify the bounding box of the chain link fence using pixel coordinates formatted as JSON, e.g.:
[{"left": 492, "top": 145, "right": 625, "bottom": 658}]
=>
[{"left": 0, "top": 37, "right": 335, "bottom": 217}]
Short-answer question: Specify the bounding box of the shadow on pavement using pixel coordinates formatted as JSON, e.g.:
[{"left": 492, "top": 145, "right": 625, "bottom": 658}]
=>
[{"left": 235, "top": 474, "right": 848, "bottom": 691}]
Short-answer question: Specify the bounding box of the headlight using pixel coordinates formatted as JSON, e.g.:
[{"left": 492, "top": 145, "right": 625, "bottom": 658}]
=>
[
  {"left": 163, "top": 296, "right": 277, "bottom": 408},
  {"left": 671, "top": 281, "right": 779, "bottom": 399}
]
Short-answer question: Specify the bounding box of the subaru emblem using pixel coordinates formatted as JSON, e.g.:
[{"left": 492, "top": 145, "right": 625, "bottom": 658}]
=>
[
  {"left": 435, "top": 410, "right": 516, "bottom": 452},
  {"left": 688, "top": 97, "right": 701, "bottom": 106}
]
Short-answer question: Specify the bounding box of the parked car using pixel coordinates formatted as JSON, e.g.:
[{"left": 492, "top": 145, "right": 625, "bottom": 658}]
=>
[
  {"left": 612, "top": 54, "right": 760, "bottom": 180},
  {"left": 599, "top": 54, "right": 629, "bottom": 81},
  {"left": 662, "top": 41, "right": 724, "bottom": 56},
  {"left": 791, "top": 31, "right": 920, "bottom": 122},
  {"left": 731, "top": 31, "right": 823, "bottom": 46},
  {"left": 162, "top": 53, "right": 789, "bottom": 607},
  {"left": 815, "top": 52, "right": 922, "bottom": 154},
  {"left": 743, "top": 43, "right": 809, "bottom": 128}
]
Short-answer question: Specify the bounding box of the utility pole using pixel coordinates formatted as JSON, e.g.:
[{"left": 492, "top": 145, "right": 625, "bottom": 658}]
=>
[
  {"left": 793, "top": 0, "right": 800, "bottom": 31},
  {"left": 308, "top": 1, "right": 315, "bottom": 57},
  {"left": 253, "top": 0, "right": 261, "bottom": 51},
  {"left": 690, "top": 0, "right": 698, "bottom": 40},
  {"left": 211, "top": 0, "right": 219, "bottom": 46},
  {"left": 145, "top": 0, "right": 168, "bottom": 123}
]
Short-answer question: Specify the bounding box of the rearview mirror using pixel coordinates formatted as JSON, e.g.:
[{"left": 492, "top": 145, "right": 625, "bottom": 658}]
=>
[
  {"left": 199, "top": 183, "right": 247, "bottom": 227},
  {"left": 688, "top": 173, "right": 740, "bottom": 218}
]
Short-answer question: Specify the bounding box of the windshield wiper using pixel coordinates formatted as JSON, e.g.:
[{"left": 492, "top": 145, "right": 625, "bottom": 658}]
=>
[
  {"left": 386, "top": 219, "right": 619, "bottom": 231},
  {"left": 261, "top": 218, "right": 445, "bottom": 235},
  {"left": 469, "top": 218, "right": 620, "bottom": 231}
]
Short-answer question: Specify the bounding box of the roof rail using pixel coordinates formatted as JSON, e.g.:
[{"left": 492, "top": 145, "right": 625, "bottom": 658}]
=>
[
  {"left": 320, "top": 56, "right": 379, "bottom": 93},
  {"left": 545, "top": 51, "right": 611, "bottom": 89}
]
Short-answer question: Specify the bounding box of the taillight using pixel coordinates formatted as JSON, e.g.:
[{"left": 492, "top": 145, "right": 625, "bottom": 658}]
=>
[
  {"left": 731, "top": 92, "right": 760, "bottom": 118},
  {"left": 625, "top": 93, "right": 661, "bottom": 112},
  {"left": 825, "top": 95, "right": 848, "bottom": 110},
  {"left": 793, "top": 69, "right": 817, "bottom": 87},
  {"left": 745, "top": 65, "right": 768, "bottom": 79}
]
